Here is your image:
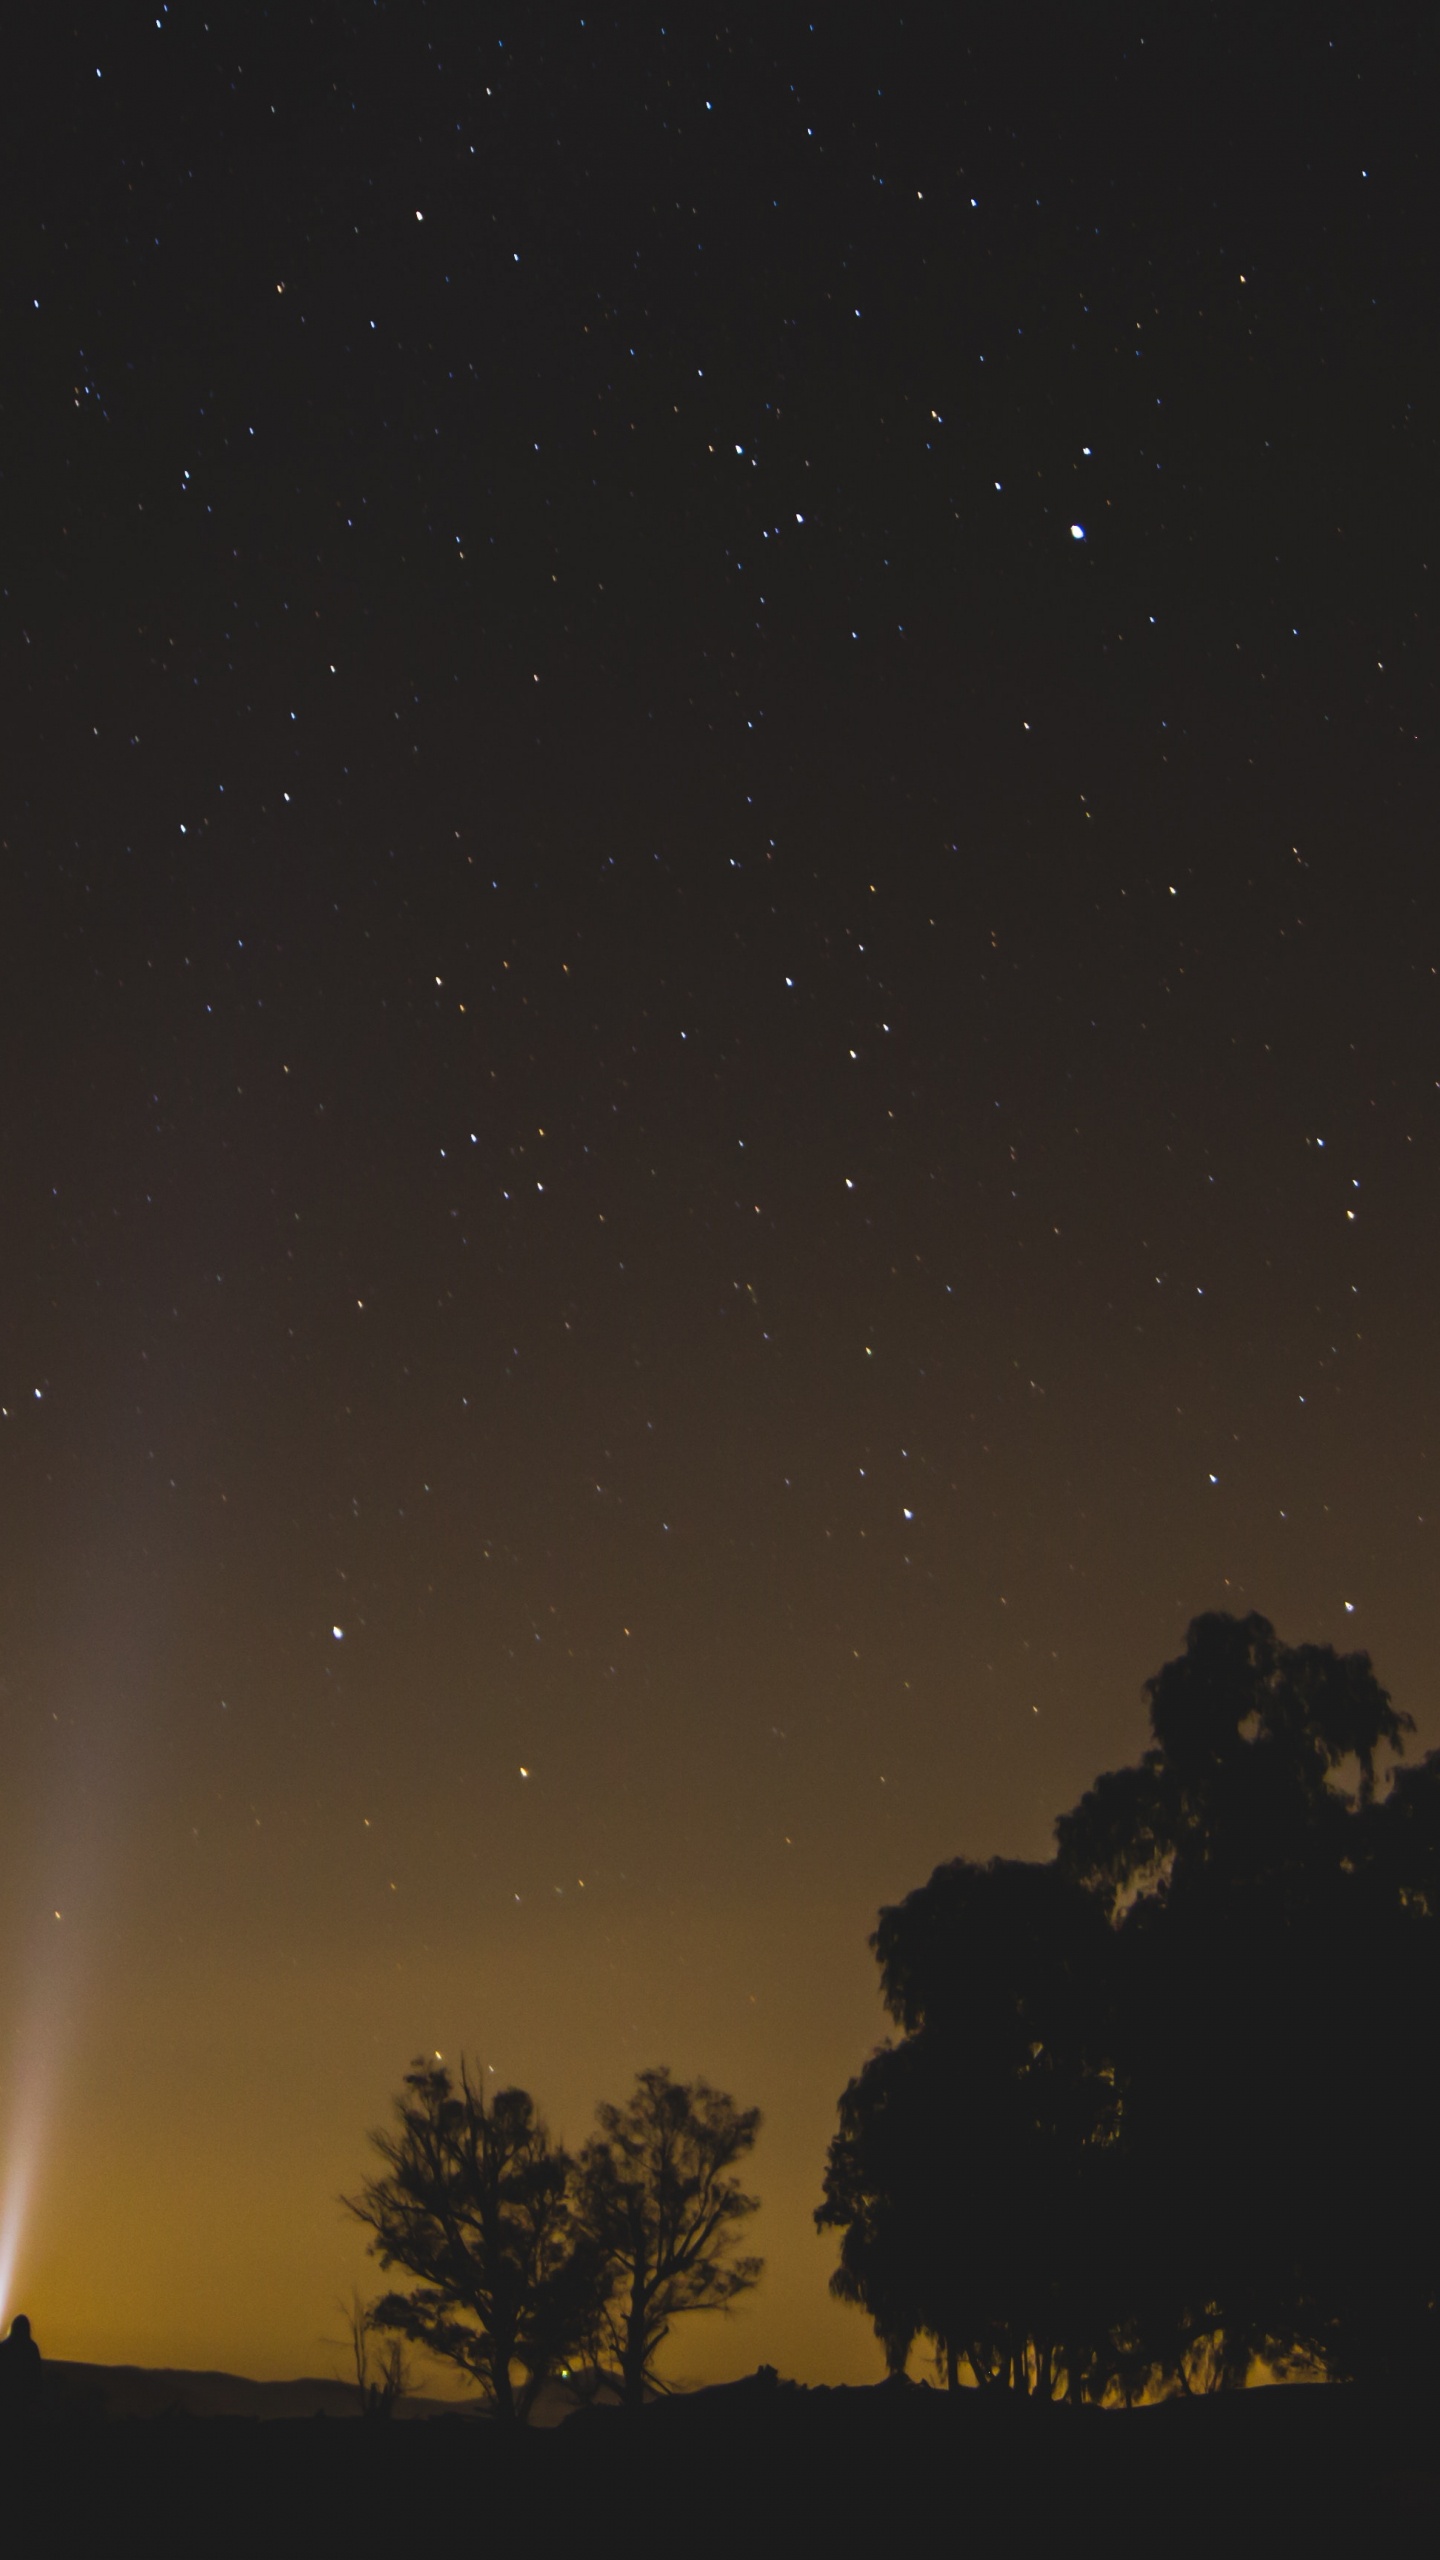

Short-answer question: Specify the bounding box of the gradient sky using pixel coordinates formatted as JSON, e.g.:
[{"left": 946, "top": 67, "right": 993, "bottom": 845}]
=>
[{"left": 3, "top": 4, "right": 1439, "bottom": 2387}]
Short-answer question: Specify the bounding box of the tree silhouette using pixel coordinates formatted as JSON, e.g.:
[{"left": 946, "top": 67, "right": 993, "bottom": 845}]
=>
[
  {"left": 1338, "top": 1743, "right": 1440, "bottom": 2384},
  {"left": 818, "top": 1858, "right": 1125, "bottom": 2398},
  {"left": 1057, "top": 1612, "right": 1426, "bottom": 2389},
  {"left": 820, "top": 1613, "right": 1440, "bottom": 2395},
  {"left": 574, "top": 2067, "right": 763, "bottom": 2405},
  {"left": 342, "top": 2292, "right": 411, "bottom": 2419},
  {"left": 1055, "top": 1609, "right": 1410, "bottom": 1914},
  {"left": 345, "top": 2059, "right": 603, "bottom": 2421}
]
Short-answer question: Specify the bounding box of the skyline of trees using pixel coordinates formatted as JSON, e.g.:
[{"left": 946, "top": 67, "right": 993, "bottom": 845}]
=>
[
  {"left": 342, "top": 1611, "right": 1437, "bottom": 2411},
  {"left": 345, "top": 2061, "right": 763, "bottom": 2417},
  {"left": 819, "top": 1612, "right": 1440, "bottom": 2399}
]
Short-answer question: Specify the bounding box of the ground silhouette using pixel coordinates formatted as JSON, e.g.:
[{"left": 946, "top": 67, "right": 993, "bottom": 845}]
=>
[{"left": 10, "top": 2361, "right": 1438, "bottom": 2557}]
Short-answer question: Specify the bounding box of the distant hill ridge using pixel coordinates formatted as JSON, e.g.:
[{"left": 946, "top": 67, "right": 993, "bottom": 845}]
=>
[{"left": 42, "top": 2360, "right": 474, "bottom": 2423}]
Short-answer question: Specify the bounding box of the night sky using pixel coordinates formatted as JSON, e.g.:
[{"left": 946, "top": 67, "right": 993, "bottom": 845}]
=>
[{"left": 3, "top": 4, "right": 1439, "bottom": 2387}]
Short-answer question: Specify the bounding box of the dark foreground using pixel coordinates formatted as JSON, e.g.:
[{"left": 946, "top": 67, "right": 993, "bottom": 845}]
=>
[{"left": 7, "top": 2371, "right": 1438, "bottom": 2558}]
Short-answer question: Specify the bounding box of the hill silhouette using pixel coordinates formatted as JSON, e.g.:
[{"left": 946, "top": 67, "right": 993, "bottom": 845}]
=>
[
  {"left": 7, "top": 2365, "right": 1436, "bottom": 2557},
  {"left": 39, "top": 2357, "right": 469, "bottom": 2425}
]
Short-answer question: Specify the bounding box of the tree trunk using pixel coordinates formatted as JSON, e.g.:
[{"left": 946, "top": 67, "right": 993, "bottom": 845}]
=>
[{"left": 622, "top": 2294, "right": 650, "bottom": 2408}]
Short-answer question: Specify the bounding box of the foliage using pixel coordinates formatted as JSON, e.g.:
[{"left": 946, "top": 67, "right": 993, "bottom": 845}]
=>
[
  {"left": 347, "top": 2058, "right": 764, "bottom": 2418},
  {"left": 574, "top": 2067, "right": 763, "bottom": 2405},
  {"left": 1055, "top": 1609, "right": 1410, "bottom": 1915},
  {"left": 819, "top": 1858, "right": 1126, "bottom": 2399},
  {"left": 820, "top": 1612, "right": 1439, "bottom": 2396},
  {"left": 345, "top": 2060, "right": 603, "bottom": 2421}
]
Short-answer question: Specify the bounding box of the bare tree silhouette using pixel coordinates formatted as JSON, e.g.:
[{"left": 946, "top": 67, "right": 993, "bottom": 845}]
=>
[
  {"left": 575, "top": 2067, "right": 763, "bottom": 2405},
  {"left": 345, "top": 2059, "right": 604, "bottom": 2422},
  {"left": 341, "top": 2292, "right": 412, "bottom": 2419}
]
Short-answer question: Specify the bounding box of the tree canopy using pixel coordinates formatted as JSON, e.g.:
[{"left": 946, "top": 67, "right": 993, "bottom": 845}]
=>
[
  {"left": 345, "top": 2061, "right": 602, "bottom": 2421},
  {"left": 347, "top": 2059, "right": 762, "bottom": 2415},
  {"left": 574, "top": 2066, "right": 763, "bottom": 2405},
  {"left": 819, "top": 1612, "right": 1440, "bottom": 2397},
  {"left": 819, "top": 1858, "right": 1124, "bottom": 2398}
]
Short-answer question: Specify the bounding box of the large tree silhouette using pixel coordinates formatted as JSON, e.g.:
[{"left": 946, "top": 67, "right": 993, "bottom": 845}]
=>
[
  {"left": 818, "top": 1858, "right": 1127, "bottom": 2397},
  {"left": 821, "top": 1613, "right": 1439, "bottom": 2395},
  {"left": 345, "top": 2060, "right": 602, "bottom": 2420},
  {"left": 1057, "top": 1612, "right": 1426, "bottom": 2388},
  {"left": 574, "top": 2067, "right": 762, "bottom": 2405}
]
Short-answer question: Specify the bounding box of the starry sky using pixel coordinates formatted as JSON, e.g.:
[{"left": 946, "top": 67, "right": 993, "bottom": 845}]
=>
[{"left": 3, "top": 3, "right": 1439, "bottom": 2387}]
